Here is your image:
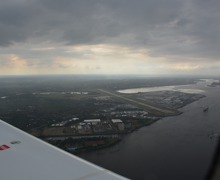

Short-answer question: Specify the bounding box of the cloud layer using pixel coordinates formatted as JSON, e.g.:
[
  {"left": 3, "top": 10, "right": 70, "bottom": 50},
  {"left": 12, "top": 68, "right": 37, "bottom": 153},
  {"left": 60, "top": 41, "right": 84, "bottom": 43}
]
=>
[{"left": 0, "top": 0, "right": 220, "bottom": 75}]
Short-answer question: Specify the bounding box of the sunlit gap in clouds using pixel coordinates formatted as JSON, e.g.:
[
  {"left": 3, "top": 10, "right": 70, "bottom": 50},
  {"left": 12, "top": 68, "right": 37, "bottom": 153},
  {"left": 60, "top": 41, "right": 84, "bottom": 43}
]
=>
[
  {"left": 0, "top": 43, "right": 219, "bottom": 76},
  {"left": 0, "top": 44, "right": 157, "bottom": 75}
]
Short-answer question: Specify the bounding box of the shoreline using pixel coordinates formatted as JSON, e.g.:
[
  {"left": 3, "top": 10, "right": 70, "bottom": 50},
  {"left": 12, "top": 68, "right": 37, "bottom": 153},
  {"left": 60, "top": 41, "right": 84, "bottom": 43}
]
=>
[
  {"left": 33, "top": 84, "right": 206, "bottom": 154},
  {"left": 71, "top": 95, "right": 203, "bottom": 154},
  {"left": 41, "top": 92, "right": 205, "bottom": 153}
]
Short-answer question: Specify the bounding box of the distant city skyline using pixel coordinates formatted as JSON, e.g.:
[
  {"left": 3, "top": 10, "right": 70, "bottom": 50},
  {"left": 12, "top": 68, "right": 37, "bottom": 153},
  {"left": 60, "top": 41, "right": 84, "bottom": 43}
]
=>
[{"left": 0, "top": 0, "right": 220, "bottom": 75}]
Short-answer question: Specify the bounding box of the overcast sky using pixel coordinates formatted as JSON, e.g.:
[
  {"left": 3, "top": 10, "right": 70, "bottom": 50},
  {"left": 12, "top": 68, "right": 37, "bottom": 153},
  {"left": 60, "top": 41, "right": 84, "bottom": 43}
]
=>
[{"left": 0, "top": 0, "right": 220, "bottom": 75}]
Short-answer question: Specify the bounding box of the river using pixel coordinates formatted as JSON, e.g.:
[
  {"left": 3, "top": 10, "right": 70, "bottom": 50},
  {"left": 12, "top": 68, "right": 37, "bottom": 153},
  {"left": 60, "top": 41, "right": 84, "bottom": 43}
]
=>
[{"left": 79, "top": 80, "right": 220, "bottom": 180}]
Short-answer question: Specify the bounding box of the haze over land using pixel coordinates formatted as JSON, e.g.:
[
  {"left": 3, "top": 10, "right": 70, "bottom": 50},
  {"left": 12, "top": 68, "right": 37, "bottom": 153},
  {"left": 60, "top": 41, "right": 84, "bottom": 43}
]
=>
[{"left": 0, "top": 0, "right": 220, "bottom": 75}]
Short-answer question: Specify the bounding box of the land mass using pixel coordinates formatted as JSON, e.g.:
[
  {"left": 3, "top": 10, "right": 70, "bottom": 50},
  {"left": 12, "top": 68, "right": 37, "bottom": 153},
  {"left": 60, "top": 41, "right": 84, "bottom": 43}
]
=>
[
  {"left": 0, "top": 76, "right": 206, "bottom": 153},
  {"left": 29, "top": 89, "right": 204, "bottom": 153}
]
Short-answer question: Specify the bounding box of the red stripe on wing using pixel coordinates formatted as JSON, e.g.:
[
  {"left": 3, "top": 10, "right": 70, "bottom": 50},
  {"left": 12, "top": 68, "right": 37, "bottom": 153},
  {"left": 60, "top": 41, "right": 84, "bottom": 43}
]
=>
[{"left": 0, "top": 144, "right": 10, "bottom": 151}]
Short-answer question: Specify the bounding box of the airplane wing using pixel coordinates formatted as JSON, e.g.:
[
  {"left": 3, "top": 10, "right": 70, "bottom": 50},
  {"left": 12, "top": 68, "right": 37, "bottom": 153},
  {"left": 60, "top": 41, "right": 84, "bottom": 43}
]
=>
[{"left": 0, "top": 120, "right": 129, "bottom": 180}]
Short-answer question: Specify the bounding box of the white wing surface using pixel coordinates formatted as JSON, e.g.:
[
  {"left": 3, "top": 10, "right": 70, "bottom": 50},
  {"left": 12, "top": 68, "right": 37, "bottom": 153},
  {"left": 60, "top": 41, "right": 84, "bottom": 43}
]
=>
[{"left": 0, "top": 120, "right": 129, "bottom": 180}]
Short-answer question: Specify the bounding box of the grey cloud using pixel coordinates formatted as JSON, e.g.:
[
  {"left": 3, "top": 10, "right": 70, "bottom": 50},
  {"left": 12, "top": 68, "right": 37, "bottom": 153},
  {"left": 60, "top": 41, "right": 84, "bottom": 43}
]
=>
[
  {"left": 0, "top": 0, "right": 220, "bottom": 60},
  {"left": 0, "top": 0, "right": 183, "bottom": 45}
]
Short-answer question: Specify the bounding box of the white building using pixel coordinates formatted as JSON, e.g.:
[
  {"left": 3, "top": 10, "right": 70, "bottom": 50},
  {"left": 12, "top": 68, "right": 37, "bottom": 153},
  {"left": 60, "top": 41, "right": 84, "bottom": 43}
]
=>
[
  {"left": 112, "top": 119, "right": 124, "bottom": 131},
  {"left": 111, "top": 119, "right": 123, "bottom": 123},
  {"left": 84, "top": 119, "right": 101, "bottom": 125}
]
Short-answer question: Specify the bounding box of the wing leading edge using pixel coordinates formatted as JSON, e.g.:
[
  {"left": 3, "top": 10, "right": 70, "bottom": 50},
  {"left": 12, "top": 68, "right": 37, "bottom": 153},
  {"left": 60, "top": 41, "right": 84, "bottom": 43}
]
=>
[{"left": 0, "top": 120, "right": 129, "bottom": 180}]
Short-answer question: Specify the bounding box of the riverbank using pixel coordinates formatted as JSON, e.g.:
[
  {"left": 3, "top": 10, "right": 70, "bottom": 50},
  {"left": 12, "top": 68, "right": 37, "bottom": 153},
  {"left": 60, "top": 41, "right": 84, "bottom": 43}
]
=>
[
  {"left": 78, "top": 80, "right": 220, "bottom": 180},
  {"left": 35, "top": 89, "right": 206, "bottom": 153}
]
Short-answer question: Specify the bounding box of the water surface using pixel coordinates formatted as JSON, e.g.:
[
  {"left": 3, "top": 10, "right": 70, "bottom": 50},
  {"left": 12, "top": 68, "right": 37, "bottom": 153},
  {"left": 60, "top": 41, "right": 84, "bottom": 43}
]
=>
[{"left": 79, "top": 81, "right": 220, "bottom": 180}]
